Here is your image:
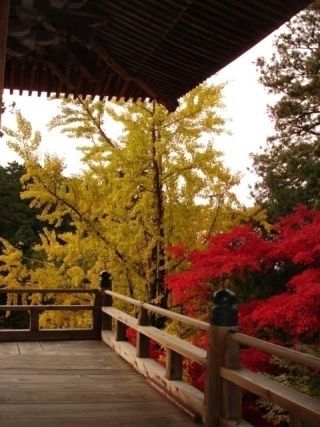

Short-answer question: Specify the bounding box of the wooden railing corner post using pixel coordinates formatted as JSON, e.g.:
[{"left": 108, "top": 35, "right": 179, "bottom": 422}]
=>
[
  {"left": 205, "top": 288, "right": 240, "bottom": 427},
  {"left": 95, "top": 270, "right": 113, "bottom": 335}
]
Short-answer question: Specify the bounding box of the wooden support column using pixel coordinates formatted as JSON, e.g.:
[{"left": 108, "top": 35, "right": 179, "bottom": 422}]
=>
[
  {"left": 0, "top": 0, "right": 10, "bottom": 127},
  {"left": 205, "top": 289, "right": 241, "bottom": 427}
]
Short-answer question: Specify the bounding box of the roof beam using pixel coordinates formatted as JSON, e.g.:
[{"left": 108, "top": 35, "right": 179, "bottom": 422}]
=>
[
  {"left": 44, "top": 59, "right": 75, "bottom": 93},
  {"left": 69, "top": 49, "right": 97, "bottom": 81},
  {"left": 92, "top": 41, "right": 178, "bottom": 111},
  {"left": 0, "top": 0, "right": 10, "bottom": 126}
]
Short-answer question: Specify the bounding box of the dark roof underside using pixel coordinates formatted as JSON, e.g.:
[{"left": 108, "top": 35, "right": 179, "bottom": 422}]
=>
[{"left": 3, "top": 0, "right": 311, "bottom": 110}]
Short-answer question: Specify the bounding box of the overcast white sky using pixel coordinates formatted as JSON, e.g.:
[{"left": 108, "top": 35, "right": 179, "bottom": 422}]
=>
[{"left": 0, "top": 30, "right": 279, "bottom": 205}]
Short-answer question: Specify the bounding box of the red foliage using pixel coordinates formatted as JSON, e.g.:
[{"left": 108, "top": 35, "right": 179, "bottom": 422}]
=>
[
  {"left": 241, "top": 348, "right": 273, "bottom": 373},
  {"left": 267, "top": 206, "right": 320, "bottom": 266},
  {"left": 242, "top": 393, "right": 279, "bottom": 427},
  {"left": 167, "top": 225, "right": 271, "bottom": 316},
  {"left": 287, "top": 268, "right": 320, "bottom": 291},
  {"left": 184, "top": 360, "right": 206, "bottom": 392},
  {"left": 126, "top": 327, "right": 137, "bottom": 346},
  {"left": 167, "top": 244, "right": 188, "bottom": 260},
  {"left": 167, "top": 205, "right": 320, "bottom": 343},
  {"left": 166, "top": 205, "right": 320, "bottom": 424},
  {"left": 240, "top": 284, "right": 320, "bottom": 340}
]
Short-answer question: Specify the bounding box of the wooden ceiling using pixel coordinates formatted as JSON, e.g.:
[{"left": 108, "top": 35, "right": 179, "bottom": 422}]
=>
[{"left": 0, "top": 0, "right": 311, "bottom": 111}]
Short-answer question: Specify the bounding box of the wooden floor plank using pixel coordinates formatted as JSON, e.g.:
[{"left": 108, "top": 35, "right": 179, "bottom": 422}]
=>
[
  {"left": 39, "top": 340, "right": 106, "bottom": 351},
  {"left": 0, "top": 373, "right": 143, "bottom": 383},
  {"left": 0, "top": 355, "right": 131, "bottom": 369},
  {"left": 0, "top": 401, "right": 186, "bottom": 418},
  {"left": 0, "top": 342, "right": 19, "bottom": 355},
  {"left": 2, "top": 416, "right": 191, "bottom": 427},
  {"left": 0, "top": 389, "right": 162, "bottom": 404},
  {"left": 0, "top": 368, "right": 132, "bottom": 376},
  {"left": 17, "top": 341, "right": 43, "bottom": 354},
  {"left": 0, "top": 381, "right": 148, "bottom": 392},
  {"left": 0, "top": 340, "right": 197, "bottom": 427}
]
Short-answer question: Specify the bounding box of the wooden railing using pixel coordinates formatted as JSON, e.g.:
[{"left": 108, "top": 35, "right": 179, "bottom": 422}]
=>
[
  {"left": 225, "top": 333, "right": 320, "bottom": 427},
  {"left": 98, "top": 272, "right": 320, "bottom": 427},
  {"left": 0, "top": 288, "right": 101, "bottom": 341}
]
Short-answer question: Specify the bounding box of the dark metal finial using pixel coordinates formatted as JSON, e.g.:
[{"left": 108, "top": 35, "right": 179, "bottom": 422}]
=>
[
  {"left": 99, "top": 270, "right": 112, "bottom": 289},
  {"left": 210, "top": 288, "right": 237, "bottom": 326}
]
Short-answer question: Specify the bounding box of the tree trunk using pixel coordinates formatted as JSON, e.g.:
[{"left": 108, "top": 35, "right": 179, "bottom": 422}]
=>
[{"left": 149, "top": 102, "right": 168, "bottom": 326}]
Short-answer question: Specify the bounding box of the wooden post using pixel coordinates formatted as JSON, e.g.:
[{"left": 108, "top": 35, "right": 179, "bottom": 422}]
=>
[
  {"left": 29, "top": 310, "right": 39, "bottom": 332},
  {"left": 115, "top": 320, "right": 127, "bottom": 341},
  {"left": 205, "top": 288, "right": 241, "bottom": 427},
  {"left": 93, "top": 289, "right": 102, "bottom": 336},
  {"left": 166, "top": 349, "right": 183, "bottom": 380},
  {"left": 136, "top": 306, "right": 150, "bottom": 357},
  {"left": 99, "top": 270, "right": 113, "bottom": 332}
]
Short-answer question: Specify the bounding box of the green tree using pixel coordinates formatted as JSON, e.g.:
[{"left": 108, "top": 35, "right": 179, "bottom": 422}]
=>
[
  {"left": 0, "top": 162, "right": 41, "bottom": 248},
  {"left": 5, "top": 85, "right": 239, "bottom": 314},
  {"left": 252, "top": 1, "right": 320, "bottom": 220}
]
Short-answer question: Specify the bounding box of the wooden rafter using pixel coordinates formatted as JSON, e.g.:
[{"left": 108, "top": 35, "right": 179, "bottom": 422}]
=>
[
  {"left": 92, "top": 42, "right": 178, "bottom": 111},
  {"left": 45, "top": 60, "right": 75, "bottom": 92},
  {"left": 69, "top": 50, "right": 97, "bottom": 81},
  {"left": 0, "top": 0, "right": 10, "bottom": 126}
]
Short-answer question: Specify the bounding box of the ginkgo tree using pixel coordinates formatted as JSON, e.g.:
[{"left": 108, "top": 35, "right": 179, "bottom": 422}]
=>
[{"left": 3, "top": 83, "right": 240, "bottom": 312}]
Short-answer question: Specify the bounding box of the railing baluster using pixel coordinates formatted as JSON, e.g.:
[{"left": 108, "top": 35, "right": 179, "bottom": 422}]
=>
[
  {"left": 136, "top": 306, "right": 149, "bottom": 357},
  {"left": 29, "top": 309, "right": 39, "bottom": 332},
  {"left": 166, "top": 348, "right": 183, "bottom": 380},
  {"left": 115, "top": 320, "right": 127, "bottom": 341}
]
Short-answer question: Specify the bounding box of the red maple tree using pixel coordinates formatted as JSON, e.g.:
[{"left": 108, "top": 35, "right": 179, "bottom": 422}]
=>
[
  {"left": 167, "top": 205, "right": 320, "bottom": 344},
  {"left": 166, "top": 205, "right": 320, "bottom": 425}
]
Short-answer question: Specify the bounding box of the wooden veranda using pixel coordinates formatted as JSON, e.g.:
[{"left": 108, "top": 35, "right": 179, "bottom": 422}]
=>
[
  {"left": 0, "top": 340, "right": 196, "bottom": 427},
  {"left": 0, "top": 286, "right": 319, "bottom": 427}
]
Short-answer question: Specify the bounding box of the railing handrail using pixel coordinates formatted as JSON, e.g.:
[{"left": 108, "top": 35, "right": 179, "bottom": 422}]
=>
[
  {"left": 106, "top": 289, "right": 209, "bottom": 331},
  {"left": 106, "top": 290, "right": 320, "bottom": 372},
  {"left": 0, "top": 304, "right": 95, "bottom": 311},
  {"left": 220, "top": 367, "right": 320, "bottom": 426},
  {"left": 0, "top": 288, "right": 97, "bottom": 294},
  {"left": 102, "top": 306, "right": 207, "bottom": 366},
  {"left": 230, "top": 332, "right": 320, "bottom": 371}
]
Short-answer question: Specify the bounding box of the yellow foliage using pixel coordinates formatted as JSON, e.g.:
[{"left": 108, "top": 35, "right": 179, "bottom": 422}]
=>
[{"left": 3, "top": 83, "right": 244, "bottom": 321}]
